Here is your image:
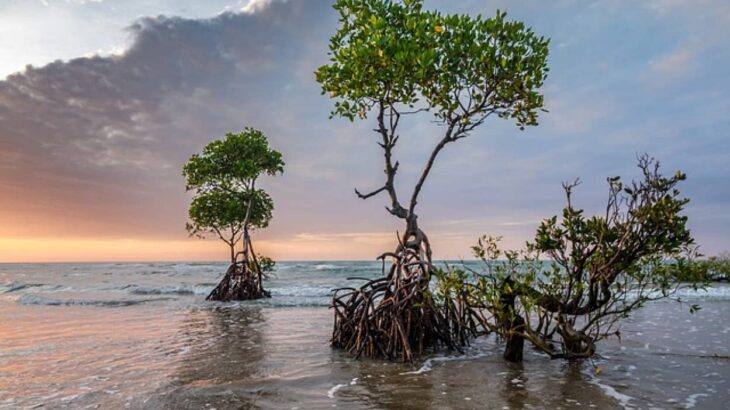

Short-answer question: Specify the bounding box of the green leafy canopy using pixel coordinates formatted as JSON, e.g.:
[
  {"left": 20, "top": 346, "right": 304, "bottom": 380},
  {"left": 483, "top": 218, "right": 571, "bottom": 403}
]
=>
[
  {"left": 183, "top": 128, "right": 284, "bottom": 193},
  {"left": 315, "top": 0, "right": 550, "bottom": 129},
  {"left": 186, "top": 189, "right": 274, "bottom": 238},
  {"left": 444, "top": 157, "right": 705, "bottom": 359},
  {"left": 182, "top": 128, "right": 283, "bottom": 244}
]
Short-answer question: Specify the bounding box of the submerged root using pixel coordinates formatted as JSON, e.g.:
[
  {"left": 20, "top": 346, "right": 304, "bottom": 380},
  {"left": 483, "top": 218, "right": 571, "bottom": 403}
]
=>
[
  {"left": 207, "top": 238, "right": 270, "bottom": 302},
  {"left": 206, "top": 261, "right": 270, "bottom": 301},
  {"left": 331, "top": 236, "right": 481, "bottom": 362}
]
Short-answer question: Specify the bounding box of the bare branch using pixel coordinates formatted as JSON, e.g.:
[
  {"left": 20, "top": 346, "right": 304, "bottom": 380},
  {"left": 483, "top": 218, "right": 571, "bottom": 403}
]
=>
[
  {"left": 355, "top": 186, "right": 388, "bottom": 199},
  {"left": 357, "top": 97, "right": 409, "bottom": 219},
  {"left": 409, "top": 123, "right": 456, "bottom": 214}
]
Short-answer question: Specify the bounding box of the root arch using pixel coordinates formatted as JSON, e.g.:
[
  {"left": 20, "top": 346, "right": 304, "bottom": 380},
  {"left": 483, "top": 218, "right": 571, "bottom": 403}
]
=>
[
  {"left": 331, "top": 228, "right": 479, "bottom": 362},
  {"left": 206, "top": 232, "right": 270, "bottom": 301}
]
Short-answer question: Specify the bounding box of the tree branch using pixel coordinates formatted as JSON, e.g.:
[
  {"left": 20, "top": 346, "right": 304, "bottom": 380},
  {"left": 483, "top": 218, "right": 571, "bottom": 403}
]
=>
[
  {"left": 357, "top": 98, "right": 409, "bottom": 220},
  {"left": 409, "top": 123, "right": 456, "bottom": 215},
  {"left": 355, "top": 186, "right": 388, "bottom": 199}
]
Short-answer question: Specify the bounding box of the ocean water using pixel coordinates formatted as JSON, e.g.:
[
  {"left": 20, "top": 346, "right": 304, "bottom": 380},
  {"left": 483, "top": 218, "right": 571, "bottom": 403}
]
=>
[{"left": 0, "top": 261, "right": 728, "bottom": 409}]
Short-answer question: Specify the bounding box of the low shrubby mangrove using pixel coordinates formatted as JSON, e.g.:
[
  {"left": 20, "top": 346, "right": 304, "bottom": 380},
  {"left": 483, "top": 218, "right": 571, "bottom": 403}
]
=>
[{"left": 435, "top": 156, "right": 707, "bottom": 362}]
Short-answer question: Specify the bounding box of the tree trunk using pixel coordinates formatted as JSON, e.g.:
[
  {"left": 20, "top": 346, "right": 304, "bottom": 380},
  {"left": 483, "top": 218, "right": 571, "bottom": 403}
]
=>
[
  {"left": 502, "top": 315, "right": 525, "bottom": 362},
  {"left": 331, "top": 221, "right": 478, "bottom": 362},
  {"left": 557, "top": 320, "right": 595, "bottom": 358},
  {"left": 500, "top": 277, "right": 526, "bottom": 362},
  {"left": 207, "top": 183, "right": 270, "bottom": 302},
  {"left": 206, "top": 232, "right": 270, "bottom": 301}
]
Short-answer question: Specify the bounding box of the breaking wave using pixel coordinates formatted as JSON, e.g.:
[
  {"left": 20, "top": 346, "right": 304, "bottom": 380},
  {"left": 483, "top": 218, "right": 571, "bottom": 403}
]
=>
[{"left": 18, "top": 294, "right": 174, "bottom": 307}]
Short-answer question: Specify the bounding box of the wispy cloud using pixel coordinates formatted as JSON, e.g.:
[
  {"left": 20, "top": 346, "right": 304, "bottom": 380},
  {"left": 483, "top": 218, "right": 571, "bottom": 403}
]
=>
[
  {"left": 545, "top": 89, "right": 615, "bottom": 134},
  {"left": 647, "top": 42, "right": 702, "bottom": 82},
  {"left": 292, "top": 232, "right": 394, "bottom": 243}
]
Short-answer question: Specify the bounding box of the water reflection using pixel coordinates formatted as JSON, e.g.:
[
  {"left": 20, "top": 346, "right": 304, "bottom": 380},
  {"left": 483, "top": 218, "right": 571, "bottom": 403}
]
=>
[
  {"left": 331, "top": 340, "right": 622, "bottom": 410},
  {"left": 2, "top": 263, "right": 728, "bottom": 409},
  {"left": 136, "top": 303, "right": 723, "bottom": 409},
  {"left": 500, "top": 361, "right": 529, "bottom": 409},
  {"left": 342, "top": 358, "right": 436, "bottom": 409},
  {"left": 146, "top": 305, "right": 268, "bottom": 409}
]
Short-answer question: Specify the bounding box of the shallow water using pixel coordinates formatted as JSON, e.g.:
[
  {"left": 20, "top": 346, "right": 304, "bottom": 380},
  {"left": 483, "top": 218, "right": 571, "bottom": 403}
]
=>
[{"left": 0, "top": 262, "right": 728, "bottom": 409}]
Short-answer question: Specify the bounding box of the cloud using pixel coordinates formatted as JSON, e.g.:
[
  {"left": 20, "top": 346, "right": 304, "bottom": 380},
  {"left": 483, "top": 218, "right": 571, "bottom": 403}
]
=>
[
  {"left": 644, "top": 39, "right": 713, "bottom": 86},
  {"left": 292, "top": 232, "right": 394, "bottom": 244},
  {"left": 0, "top": 0, "right": 336, "bottom": 240},
  {"left": 648, "top": 44, "right": 699, "bottom": 80},
  {"left": 0, "top": 0, "right": 729, "bottom": 260},
  {"left": 645, "top": 0, "right": 694, "bottom": 13},
  {"left": 545, "top": 88, "right": 616, "bottom": 134},
  {"left": 643, "top": 0, "right": 730, "bottom": 21},
  {"left": 242, "top": 0, "right": 277, "bottom": 14}
]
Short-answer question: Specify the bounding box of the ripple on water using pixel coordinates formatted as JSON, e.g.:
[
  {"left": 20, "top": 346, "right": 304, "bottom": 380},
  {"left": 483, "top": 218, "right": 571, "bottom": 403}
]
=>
[{"left": 0, "top": 262, "right": 728, "bottom": 409}]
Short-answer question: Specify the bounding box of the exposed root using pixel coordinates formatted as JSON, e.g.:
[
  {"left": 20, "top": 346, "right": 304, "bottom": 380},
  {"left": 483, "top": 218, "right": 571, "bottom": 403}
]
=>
[
  {"left": 206, "top": 261, "right": 270, "bottom": 301},
  {"left": 331, "top": 231, "right": 481, "bottom": 362},
  {"left": 206, "top": 235, "right": 269, "bottom": 301}
]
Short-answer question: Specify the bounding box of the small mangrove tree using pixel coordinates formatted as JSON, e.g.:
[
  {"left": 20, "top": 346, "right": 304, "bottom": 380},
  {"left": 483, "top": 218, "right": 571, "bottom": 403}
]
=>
[{"left": 183, "top": 128, "right": 284, "bottom": 301}]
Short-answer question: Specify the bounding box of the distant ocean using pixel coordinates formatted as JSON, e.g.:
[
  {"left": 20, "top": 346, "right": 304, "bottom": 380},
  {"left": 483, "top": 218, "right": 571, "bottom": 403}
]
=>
[{"left": 1, "top": 261, "right": 728, "bottom": 409}]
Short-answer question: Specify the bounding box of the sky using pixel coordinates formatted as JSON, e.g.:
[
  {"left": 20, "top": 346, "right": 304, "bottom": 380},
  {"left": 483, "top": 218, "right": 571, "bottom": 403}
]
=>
[{"left": 0, "top": 0, "right": 728, "bottom": 262}]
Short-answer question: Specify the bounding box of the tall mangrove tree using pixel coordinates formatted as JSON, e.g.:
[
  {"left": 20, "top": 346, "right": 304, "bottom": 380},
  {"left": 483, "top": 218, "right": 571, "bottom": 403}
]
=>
[{"left": 316, "top": 0, "right": 550, "bottom": 361}]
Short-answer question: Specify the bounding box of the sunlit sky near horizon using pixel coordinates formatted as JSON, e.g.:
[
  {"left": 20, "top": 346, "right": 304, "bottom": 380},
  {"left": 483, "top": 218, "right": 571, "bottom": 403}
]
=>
[{"left": 0, "top": 0, "right": 729, "bottom": 262}]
